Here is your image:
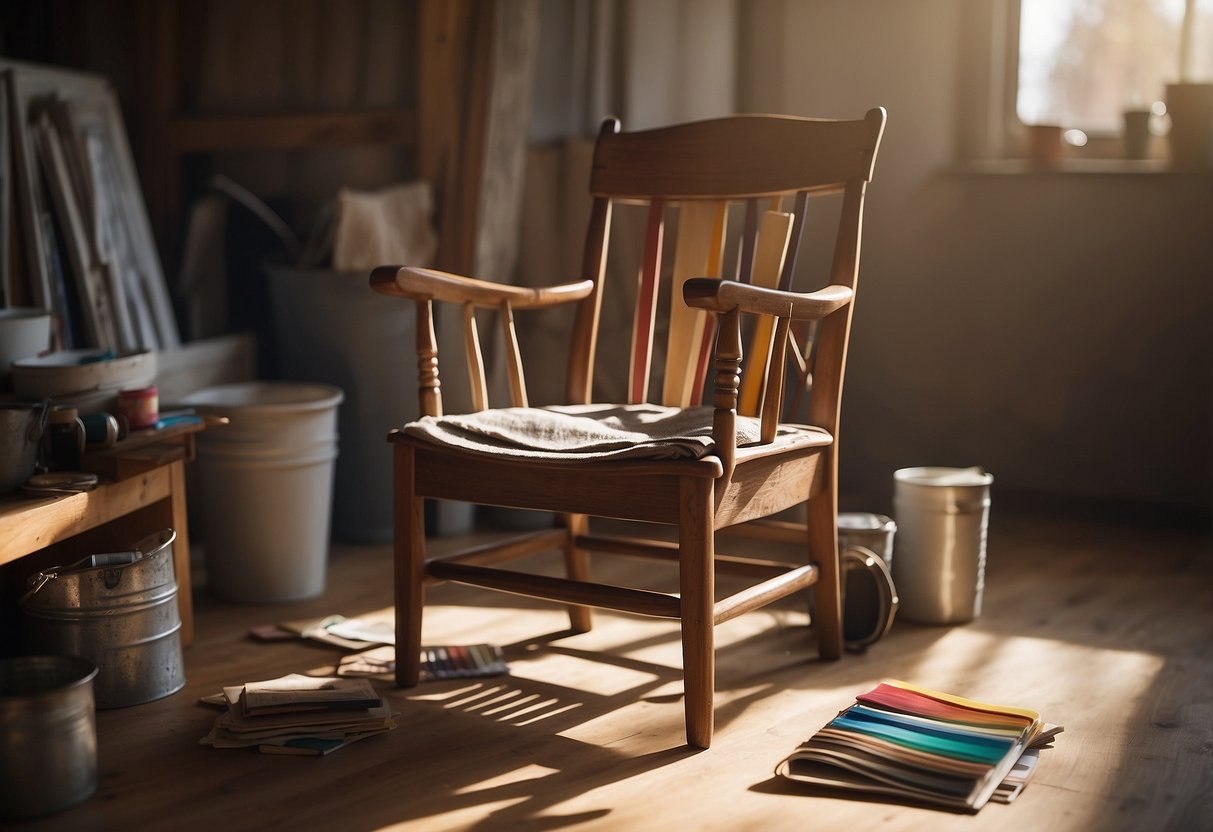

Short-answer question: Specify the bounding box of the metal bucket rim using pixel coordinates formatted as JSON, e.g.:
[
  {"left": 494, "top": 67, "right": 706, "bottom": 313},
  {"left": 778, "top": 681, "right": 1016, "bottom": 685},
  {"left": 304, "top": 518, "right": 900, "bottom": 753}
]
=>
[
  {"left": 838, "top": 511, "right": 897, "bottom": 532},
  {"left": 181, "top": 381, "right": 344, "bottom": 414},
  {"left": 0, "top": 655, "right": 99, "bottom": 699},
  {"left": 20, "top": 529, "right": 176, "bottom": 608},
  {"left": 894, "top": 466, "right": 993, "bottom": 488},
  {"left": 32, "top": 528, "right": 175, "bottom": 580}
]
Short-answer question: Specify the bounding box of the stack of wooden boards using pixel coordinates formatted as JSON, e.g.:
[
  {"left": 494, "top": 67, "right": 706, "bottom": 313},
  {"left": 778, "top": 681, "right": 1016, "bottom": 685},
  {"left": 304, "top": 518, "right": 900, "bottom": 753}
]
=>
[{"left": 2, "top": 59, "right": 178, "bottom": 353}]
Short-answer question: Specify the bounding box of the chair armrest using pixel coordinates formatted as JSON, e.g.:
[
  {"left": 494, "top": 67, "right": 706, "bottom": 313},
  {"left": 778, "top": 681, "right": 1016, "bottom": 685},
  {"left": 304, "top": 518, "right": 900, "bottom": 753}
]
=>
[
  {"left": 370, "top": 265, "right": 594, "bottom": 310},
  {"left": 682, "top": 278, "right": 852, "bottom": 320}
]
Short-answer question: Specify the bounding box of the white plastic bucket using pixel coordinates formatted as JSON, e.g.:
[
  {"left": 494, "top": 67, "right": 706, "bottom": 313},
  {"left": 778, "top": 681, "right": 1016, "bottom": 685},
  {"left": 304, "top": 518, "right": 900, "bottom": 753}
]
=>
[
  {"left": 891, "top": 467, "right": 993, "bottom": 625},
  {"left": 182, "top": 382, "right": 343, "bottom": 602}
]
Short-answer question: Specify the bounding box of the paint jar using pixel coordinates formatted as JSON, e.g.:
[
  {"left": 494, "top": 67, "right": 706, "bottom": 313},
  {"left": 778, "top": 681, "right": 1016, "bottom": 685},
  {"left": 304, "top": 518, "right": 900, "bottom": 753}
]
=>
[{"left": 118, "top": 386, "right": 158, "bottom": 429}]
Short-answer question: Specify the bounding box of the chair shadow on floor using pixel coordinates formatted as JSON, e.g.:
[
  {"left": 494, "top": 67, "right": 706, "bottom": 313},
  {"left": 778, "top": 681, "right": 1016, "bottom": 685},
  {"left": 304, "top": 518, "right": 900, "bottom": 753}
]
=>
[
  {"left": 369, "top": 625, "right": 791, "bottom": 830},
  {"left": 364, "top": 603, "right": 932, "bottom": 831}
]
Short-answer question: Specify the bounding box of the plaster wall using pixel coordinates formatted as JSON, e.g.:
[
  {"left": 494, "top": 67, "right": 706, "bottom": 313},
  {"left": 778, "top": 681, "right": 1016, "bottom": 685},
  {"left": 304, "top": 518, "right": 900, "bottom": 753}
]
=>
[{"left": 746, "top": 0, "right": 1212, "bottom": 512}]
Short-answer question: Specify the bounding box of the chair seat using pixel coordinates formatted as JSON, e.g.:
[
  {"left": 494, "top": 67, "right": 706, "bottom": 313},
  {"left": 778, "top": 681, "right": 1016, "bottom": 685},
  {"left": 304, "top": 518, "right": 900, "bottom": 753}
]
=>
[{"left": 402, "top": 403, "right": 830, "bottom": 464}]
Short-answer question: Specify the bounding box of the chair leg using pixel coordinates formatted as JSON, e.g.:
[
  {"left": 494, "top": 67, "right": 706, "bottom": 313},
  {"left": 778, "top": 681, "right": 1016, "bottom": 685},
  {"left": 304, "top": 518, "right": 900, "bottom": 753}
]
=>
[
  {"left": 807, "top": 479, "right": 843, "bottom": 661},
  {"left": 395, "top": 443, "right": 426, "bottom": 687},
  {"left": 679, "top": 477, "right": 715, "bottom": 748},
  {"left": 562, "top": 513, "right": 593, "bottom": 633}
]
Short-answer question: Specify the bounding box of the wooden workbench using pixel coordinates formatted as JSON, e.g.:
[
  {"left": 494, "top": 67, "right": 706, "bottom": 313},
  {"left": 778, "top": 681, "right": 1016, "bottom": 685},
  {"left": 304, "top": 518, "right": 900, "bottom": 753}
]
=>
[{"left": 0, "top": 420, "right": 201, "bottom": 647}]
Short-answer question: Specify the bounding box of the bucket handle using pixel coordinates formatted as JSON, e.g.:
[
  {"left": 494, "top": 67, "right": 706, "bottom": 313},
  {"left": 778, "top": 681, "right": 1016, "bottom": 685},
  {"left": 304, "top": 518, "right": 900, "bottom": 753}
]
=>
[
  {"left": 19, "top": 570, "right": 58, "bottom": 605},
  {"left": 841, "top": 545, "right": 899, "bottom": 654},
  {"left": 18, "top": 551, "right": 141, "bottom": 604}
]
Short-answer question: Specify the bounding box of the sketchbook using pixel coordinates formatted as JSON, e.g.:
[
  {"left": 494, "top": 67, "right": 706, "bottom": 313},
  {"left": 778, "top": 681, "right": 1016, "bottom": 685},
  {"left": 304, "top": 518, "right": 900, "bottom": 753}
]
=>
[
  {"left": 776, "top": 680, "right": 1061, "bottom": 812},
  {"left": 240, "top": 675, "right": 381, "bottom": 716}
]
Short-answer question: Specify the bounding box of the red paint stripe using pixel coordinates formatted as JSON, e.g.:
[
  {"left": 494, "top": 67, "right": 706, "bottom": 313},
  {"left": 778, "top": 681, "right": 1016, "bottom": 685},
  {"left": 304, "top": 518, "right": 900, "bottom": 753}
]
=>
[{"left": 630, "top": 199, "right": 664, "bottom": 403}]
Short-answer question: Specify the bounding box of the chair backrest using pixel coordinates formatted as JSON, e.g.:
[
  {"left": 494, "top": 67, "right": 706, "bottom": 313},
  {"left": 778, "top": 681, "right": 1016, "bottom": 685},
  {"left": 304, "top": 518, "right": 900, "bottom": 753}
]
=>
[{"left": 565, "top": 110, "right": 886, "bottom": 439}]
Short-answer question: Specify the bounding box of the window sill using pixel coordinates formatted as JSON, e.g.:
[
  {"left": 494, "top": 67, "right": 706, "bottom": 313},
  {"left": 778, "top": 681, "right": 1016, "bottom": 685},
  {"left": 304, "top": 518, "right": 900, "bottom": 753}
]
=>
[{"left": 948, "top": 158, "right": 1211, "bottom": 176}]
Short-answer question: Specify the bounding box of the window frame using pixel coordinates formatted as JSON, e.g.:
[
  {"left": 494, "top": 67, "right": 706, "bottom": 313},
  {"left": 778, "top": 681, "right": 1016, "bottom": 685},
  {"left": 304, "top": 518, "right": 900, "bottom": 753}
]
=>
[{"left": 961, "top": 0, "right": 1174, "bottom": 166}]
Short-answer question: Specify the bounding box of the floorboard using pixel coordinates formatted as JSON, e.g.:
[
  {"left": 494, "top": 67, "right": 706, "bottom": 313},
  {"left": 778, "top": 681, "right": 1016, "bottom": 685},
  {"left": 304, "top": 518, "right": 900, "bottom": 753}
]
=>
[{"left": 6, "top": 510, "right": 1212, "bottom": 831}]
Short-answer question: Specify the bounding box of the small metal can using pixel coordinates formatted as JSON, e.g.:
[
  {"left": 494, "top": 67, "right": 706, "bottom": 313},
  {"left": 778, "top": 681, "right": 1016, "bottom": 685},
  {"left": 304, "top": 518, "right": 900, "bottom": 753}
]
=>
[
  {"left": 118, "top": 385, "right": 158, "bottom": 429},
  {"left": 838, "top": 512, "right": 897, "bottom": 568}
]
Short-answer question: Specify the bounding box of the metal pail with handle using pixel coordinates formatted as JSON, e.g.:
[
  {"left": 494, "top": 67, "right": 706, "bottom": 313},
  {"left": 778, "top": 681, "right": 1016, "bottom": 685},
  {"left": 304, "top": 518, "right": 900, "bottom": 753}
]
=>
[{"left": 20, "top": 529, "right": 185, "bottom": 708}]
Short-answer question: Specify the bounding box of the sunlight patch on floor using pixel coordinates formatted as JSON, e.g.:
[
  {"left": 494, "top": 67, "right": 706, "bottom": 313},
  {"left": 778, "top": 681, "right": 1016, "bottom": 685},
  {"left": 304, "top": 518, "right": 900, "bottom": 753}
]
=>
[
  {"left": 410, "top": 680, "right": 586, "bottom": 728},
  {"left": 509, "top": 650, "right": 663, "bottom": 696},
  {"left": 373, "top": 795, "right": 534, "bottom": 832},
  {"left": 424, "top": 601, "right": 573, "bottom": 643},
  {"left": 864, "top": 625, "right": 1168, "bottom": 825},
  {"left": 891, "top": 627, "right": 1166, "bottom": 712},
  {"left": 450, "top": 763, "right": 561, "bottom": 796}
]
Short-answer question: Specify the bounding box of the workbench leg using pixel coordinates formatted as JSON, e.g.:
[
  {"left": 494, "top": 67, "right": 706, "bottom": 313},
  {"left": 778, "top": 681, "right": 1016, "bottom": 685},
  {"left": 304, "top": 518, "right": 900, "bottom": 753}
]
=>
[{"left": 168, "top": 460, "right": 194, "bottom": 647}]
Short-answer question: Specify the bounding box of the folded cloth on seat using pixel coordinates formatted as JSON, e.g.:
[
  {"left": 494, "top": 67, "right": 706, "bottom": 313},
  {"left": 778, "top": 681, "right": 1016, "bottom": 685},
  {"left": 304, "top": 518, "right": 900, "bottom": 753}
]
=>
[{"left": 403, "top": 403, "right": 765, "bottom": 462}]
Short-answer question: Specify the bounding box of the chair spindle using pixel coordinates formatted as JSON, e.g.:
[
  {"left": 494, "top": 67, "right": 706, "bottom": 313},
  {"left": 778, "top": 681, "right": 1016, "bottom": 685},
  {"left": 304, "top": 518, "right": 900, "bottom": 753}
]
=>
[
  {"left": 499, "top": 300, "right": 528, "bottom": 408},
  {"left": 712, "top": 307, "right": 743, "bottom": 482},
  {"left": 463, "top": 302, "right": 488, "bottom": 411},
  {"left": 415, "top": 299, "right": 442, "bottom": 417}
]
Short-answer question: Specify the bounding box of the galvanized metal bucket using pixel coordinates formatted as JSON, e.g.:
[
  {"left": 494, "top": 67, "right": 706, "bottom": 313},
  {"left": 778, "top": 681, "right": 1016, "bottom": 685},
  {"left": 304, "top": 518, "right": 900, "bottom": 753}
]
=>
[
  {"left": 20, "top": 529, "right": 186, "bottom": 708},
  {"left": 0, "top": 655, "right": 98, "bottom": 820},
  {"left": 838, "top": 512, "right": 897, "bottom": 568}
]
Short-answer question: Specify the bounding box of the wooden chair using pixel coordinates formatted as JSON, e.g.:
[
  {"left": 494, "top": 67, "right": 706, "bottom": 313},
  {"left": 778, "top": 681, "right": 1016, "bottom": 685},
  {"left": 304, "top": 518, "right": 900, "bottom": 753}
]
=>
[{"left": 370, "top": 109, "right": 886, "bottom": 748}]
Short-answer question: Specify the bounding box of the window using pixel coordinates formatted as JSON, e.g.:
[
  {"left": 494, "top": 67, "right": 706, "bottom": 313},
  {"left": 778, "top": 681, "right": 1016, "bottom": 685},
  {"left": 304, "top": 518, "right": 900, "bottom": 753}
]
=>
[{"left": 1017, "top": 0, "right": 1213, "bottom": 134}]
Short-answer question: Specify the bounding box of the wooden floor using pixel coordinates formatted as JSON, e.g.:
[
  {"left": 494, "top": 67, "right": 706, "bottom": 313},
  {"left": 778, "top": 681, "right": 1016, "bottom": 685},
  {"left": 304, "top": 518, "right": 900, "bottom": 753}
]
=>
[{"left": 9, "top": 509, "right": 1212, "bottom": 831}]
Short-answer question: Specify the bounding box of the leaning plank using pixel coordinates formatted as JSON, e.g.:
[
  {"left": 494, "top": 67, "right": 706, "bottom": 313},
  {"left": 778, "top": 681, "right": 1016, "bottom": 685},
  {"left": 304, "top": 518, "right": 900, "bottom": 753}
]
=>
[
  {"left": 737, "top": 210, "right": 792, "bottom": 417},
  {"left": 35, "top": 109, "right": 119, "bottom": 349},
  {"left": 662, "top": 201, "right": 725, "bottom": 407}
]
